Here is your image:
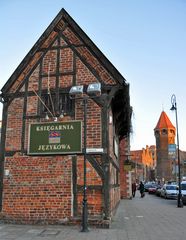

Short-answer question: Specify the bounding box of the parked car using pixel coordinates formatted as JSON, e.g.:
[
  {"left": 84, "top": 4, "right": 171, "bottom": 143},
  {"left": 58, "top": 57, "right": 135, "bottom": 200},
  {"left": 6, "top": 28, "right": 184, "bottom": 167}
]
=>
[
  {"left": 181, "top": 181, "right": 186, "bottom": 204},
  {"left": 144, "top": 183, "right": 156, "bottom": 192},
  {"left": 160, "top": 184, "right": 178, "bottom": 199},
  {"left": 148, "top": 184, "right": 161, "bottom": 194},
  {"left": 148, "top": 185, "right": 157, "bottom": 194},
  {"left": 155, "top": 186, "right": 162, "bottom": 197}
]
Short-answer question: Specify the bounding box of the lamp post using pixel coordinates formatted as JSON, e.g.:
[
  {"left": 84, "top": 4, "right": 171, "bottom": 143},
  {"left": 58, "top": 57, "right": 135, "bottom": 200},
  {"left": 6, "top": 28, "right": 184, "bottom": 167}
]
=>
[
  {"left": 69, "top": 83, "right": 101, "bottom": 232},
  {"left": 170, "top": 94, "right": 183, "bottom": 208},
  {"left": 81, "top": 96, "right": 88, "bottom": 232}
]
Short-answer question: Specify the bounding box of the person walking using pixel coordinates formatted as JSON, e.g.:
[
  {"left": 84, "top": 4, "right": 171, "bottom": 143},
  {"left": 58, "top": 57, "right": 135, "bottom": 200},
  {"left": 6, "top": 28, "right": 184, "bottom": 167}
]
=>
[
  {"left": 139, "top": 181, "right": 145, "bottom": 198},
  {"left": 132, "top": 182, "right": 137, "bottom": 197}
]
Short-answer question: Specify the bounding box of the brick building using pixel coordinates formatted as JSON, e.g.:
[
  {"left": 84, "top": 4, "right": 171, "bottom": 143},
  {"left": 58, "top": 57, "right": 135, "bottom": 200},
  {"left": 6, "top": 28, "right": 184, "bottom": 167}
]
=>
[
  {"left": 0, "top": 9, "right": 131, "bottom": 225},
  {"left": 130, "top": 145, "right": 156, "bottom": 182},
  {"left": 154, "top": 111, "right": 176, "bottom": 182},
  {"left": 120, "top": 137, "right": 132, "bottom": 199},
  {"left": 180, "top": 150, "right": 186, "bottom": 178}
]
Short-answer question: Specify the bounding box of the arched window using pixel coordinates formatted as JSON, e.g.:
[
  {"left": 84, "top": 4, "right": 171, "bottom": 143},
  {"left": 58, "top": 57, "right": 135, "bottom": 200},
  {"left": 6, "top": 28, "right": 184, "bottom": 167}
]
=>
[{"left": 162, "top": 129, "right": 167, "bottom": 135}]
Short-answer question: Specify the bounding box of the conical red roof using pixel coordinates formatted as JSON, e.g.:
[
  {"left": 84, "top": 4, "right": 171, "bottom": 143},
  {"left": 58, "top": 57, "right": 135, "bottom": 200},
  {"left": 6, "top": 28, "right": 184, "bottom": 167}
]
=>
[{"left": 154, "top": 111, "right": 175, "bottom": 130}]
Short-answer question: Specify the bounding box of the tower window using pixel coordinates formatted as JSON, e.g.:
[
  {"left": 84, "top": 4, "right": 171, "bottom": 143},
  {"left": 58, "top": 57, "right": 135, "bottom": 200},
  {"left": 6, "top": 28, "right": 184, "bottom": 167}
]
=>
[
  {"left": 162, "top": 129, "right": 167, "bottom": 135},
  {"left": 155, "top": 130, "right": 160, "bottom": 137},
  {"left": 170, "top": 129, "right": 175, "bottom": 134}
]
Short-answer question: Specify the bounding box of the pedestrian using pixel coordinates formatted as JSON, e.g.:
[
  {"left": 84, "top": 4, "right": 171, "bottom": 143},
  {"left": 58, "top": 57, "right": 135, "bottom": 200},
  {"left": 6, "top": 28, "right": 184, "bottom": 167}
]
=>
[
  {"left": 139, "top": 181, "right": 145, "bottom": 198},
  {"left": 132, "top": 182, "right": 136, "bottom": 197}
]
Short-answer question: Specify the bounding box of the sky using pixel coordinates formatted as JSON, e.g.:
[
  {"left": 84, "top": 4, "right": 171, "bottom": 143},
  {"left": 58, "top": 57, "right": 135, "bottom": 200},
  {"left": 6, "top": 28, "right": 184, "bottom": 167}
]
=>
[{"left": 0, "top": 0, "right": 186, "bottom": 150}]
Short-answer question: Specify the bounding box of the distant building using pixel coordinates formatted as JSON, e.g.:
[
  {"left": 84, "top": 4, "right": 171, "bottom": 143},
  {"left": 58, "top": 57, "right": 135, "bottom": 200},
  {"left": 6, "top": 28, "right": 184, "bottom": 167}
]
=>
[
  {"left": 179, "top": 150, "right": 186, "bottom": 180},
  {"left": 149, "top": 145, "right": 157, "bottom": 169},
  {"left": 154, "top": 111, "right": 176, "bottom": 182},
  {"left": 120, "top": 137, "right": 132, "bottom": 199},
  {"left": 130, "top": 145, "right": 156, "bottom": 182},
  {"left": 130, "top": 149, "right": 143, "bottom": 182}
]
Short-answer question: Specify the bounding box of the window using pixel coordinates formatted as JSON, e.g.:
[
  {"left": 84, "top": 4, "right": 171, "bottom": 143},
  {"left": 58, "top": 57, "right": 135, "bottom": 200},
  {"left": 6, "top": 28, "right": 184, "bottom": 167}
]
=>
[
  {"left": 162, "top": 129, "right": 167, "bottom": 135},
  {"left": 155, "top": 130, "right": 159, "bottom": 137},
  {"left": 41, "top": 92, "right": 74, "bottom": 117},
  {"left": 181, "top": 184, "right": 186, "bottom": 190},
  {"left": 166, "top": 185, "right": 177, "bottom": 190},
  {"left": 170, "top": 129, "right": 175, "bottom": 134}
]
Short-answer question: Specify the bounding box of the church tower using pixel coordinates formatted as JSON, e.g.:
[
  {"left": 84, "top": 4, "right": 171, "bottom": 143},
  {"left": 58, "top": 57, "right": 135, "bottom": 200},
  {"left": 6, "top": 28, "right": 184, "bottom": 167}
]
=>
[{"left": 154, "top": 111, "right": 176, "bottom": 182}]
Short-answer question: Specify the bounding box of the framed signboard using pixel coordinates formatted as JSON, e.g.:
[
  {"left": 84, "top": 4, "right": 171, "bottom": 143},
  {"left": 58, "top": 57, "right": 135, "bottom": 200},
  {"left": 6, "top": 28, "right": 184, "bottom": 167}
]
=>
[
  {"left": 28, "top": 121, "right": 82, "bottom": 155},
  {"left": 124, "top": 163, "right": 132, "bottom": 171}
]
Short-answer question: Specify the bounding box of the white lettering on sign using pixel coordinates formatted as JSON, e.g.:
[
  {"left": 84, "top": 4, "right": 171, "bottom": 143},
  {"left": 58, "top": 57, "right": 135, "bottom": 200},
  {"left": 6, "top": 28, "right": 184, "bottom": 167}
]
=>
[
  {"left": 36, "top": 124, "right": 74, "bottom": 131},
  {"left": 38, "top": 144, "right": 71, "bottom": 151}
]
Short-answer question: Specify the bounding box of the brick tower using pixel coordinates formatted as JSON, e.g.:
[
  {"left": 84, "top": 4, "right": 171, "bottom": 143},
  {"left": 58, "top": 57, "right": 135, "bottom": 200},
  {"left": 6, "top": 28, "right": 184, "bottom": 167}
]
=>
[{"left": 154, "top": 111, "right": 176, "bottom": 182}]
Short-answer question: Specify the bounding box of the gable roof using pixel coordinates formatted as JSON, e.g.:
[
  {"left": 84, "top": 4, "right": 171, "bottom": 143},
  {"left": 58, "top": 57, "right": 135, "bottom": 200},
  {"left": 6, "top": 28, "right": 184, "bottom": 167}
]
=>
[
  {"left": 154, "top": 111, "right": 175, "bottom": 130},
  {"left": 1, "top": 8, "right": 126, "bottom": 94}
]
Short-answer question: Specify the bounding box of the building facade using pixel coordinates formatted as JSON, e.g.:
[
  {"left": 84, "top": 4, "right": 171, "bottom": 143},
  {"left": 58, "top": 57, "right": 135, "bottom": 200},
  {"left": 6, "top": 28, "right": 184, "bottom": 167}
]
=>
[
  {"left": 0, "top": 9, "right": 131, "bottom": 225},
  {"left": 130, "top": 145, "right": 156, "bottom": 182},
  {"left": 120, "top": 137, "right": 132, "bottom": 199},
  {"left": 180, "top": 150, "right": 186, "bottom": 178}
]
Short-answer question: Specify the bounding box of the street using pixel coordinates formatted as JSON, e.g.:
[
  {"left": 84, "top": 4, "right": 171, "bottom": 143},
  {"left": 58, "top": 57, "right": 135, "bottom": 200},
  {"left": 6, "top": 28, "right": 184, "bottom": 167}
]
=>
[{"left": 0, "top": 191, "right": 186, "bottom": 240}]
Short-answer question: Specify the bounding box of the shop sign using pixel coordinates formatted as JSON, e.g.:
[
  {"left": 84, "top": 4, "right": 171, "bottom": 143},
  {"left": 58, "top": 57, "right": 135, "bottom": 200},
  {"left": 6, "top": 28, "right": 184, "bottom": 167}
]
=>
[
  {"left": 168, "top": 144, "right": 176, "bottom": 153},
  {"left": 124, "top": 163, "right": 132, "bottom": 171},
  {"left": 28, "top": 121, "right": 82, "bottom": 155}
]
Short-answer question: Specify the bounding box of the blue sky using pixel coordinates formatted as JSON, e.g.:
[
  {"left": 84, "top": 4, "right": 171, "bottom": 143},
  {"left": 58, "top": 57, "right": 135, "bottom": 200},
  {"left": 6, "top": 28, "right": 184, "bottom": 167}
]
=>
[{"left": 0, "top": 0, "right": 186, "bottom": 150}]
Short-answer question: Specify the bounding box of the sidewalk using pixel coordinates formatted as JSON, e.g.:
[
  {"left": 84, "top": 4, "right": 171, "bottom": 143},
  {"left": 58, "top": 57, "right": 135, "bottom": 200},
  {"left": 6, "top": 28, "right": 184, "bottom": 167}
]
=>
[{"left": 0, "top": 191, "right": 186, "bottom": 239}]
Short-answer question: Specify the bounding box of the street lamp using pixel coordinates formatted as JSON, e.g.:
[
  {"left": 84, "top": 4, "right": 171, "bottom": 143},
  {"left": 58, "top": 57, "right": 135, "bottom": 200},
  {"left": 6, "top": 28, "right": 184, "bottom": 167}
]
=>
[
  {"left": 69, "top": 83, "right": 101, "bottom": 232},
  {"left": 170, "top": 94, "right": 183, "bottom": 208}
]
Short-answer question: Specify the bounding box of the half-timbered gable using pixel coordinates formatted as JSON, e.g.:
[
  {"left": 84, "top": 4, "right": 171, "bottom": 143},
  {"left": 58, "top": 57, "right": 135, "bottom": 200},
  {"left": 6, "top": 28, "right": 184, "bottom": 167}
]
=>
[{"left": 0, "top": 8, "right": 131, "bottom": 226}]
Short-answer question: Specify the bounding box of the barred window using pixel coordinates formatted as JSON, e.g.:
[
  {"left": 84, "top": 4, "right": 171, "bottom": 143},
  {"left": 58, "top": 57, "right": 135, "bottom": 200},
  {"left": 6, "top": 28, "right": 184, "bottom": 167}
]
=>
[{"left": 41, "top": 92, "right": 74, "bottom": 117}]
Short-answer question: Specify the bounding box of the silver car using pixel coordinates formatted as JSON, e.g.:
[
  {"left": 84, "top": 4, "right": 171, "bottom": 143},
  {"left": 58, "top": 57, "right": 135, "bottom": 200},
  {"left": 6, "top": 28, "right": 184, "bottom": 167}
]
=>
[
  {"left": 160, "top": 184, "right": 178, "bottom": 199},
  {"left": 181, "top": 181, "right": 186, "bottom": 204}
]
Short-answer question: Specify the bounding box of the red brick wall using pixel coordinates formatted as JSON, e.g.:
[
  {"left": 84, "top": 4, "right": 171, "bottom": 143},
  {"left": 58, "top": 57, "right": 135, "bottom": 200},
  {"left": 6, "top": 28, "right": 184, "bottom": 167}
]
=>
[
  {"left": 5, "top": 98, "right": 24, "bottom": 151},
  {"left": 3, "top": 155, "right": 72, "bottom": 224},
  {"left": 76, "top": 158, "right": 103, "bottom": 216},
  {"left": 2, "top": 79, "right": 104, "bottom": 223},
  {"left": 120, "top": 138, "right": 131, "bottom": 199}
]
